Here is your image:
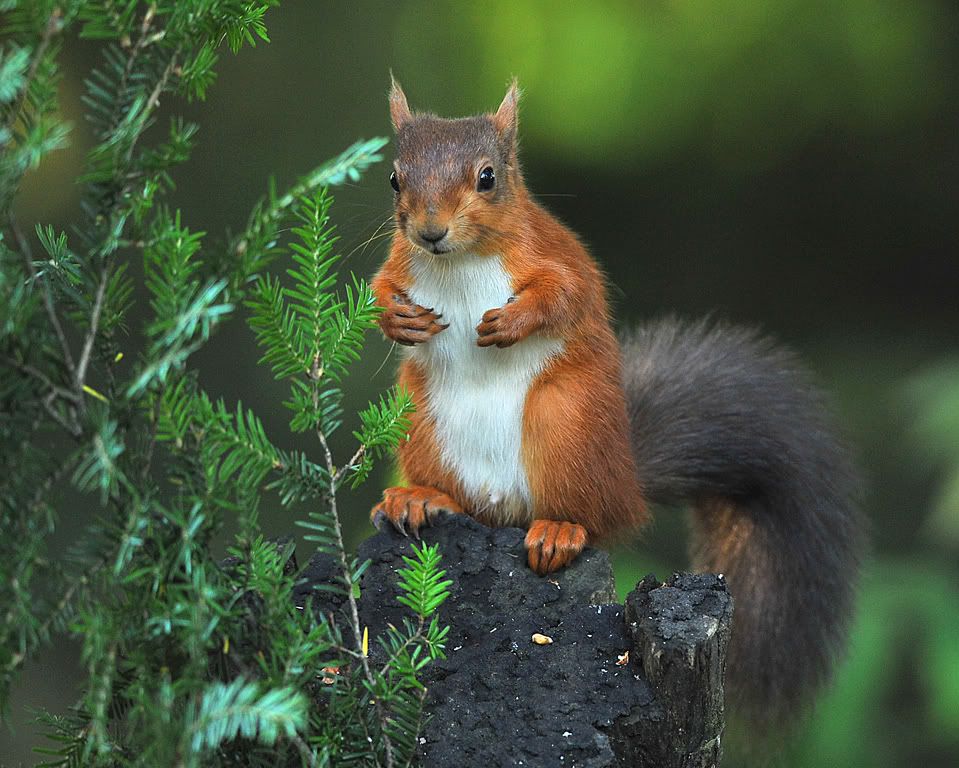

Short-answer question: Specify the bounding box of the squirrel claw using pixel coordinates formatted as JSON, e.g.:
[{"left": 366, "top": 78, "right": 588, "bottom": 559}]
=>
[
  {"left": 380, "top": 299, "right": 447, "bottom": 346},
  {"left": 370, "top": 486, "right": 463, "bottom": 538},
  {"left": 371, "top": 508, "right": 389, "bottom": 532},
  {"left": 476, "top": 301, "right": 531, "bottom": 348},
  {"left": 525, "top": 520, "right": 588, "bottom": 575}
]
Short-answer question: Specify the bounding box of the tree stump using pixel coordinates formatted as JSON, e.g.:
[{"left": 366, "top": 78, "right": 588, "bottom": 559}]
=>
[{"left": 300, "top": 514, "right": 732, "bottom": 768}]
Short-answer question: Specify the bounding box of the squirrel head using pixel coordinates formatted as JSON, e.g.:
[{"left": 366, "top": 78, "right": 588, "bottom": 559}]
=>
[{"left": 388, "top": 77, "right": 523, "bottom": 256}]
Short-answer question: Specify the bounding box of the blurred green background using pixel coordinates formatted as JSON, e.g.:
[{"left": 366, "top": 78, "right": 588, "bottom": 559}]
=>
[{"left": 6, "top": 0, "right": 959, "bottom": 765}]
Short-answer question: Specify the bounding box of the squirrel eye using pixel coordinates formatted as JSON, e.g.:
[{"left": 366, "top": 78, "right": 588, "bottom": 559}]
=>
[
  {"left": 390, "top": 171, "right": 400, "bottom": 193},
  {"left": 477, "top": 166, "right": 495, "bottom": 192}
]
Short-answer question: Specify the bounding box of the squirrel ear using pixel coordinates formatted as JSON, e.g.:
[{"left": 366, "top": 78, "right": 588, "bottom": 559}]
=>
[
  {"left": 492, "top": 78, "right": 520, "bottom": 140},
  {"left": 389, "top": 73, "right": 412, "bottom": 131}
]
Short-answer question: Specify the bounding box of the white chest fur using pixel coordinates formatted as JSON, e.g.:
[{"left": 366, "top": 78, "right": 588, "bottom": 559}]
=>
[{"left": 406, "top": 254, "right": 563, "bottom": 524}]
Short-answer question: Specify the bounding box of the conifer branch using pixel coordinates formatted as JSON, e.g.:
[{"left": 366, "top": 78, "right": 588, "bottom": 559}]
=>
[
  {"left": 331, "top": 443, "right": 368, "bottom": 489},
  {"left": 2, "top": 7, "right": 64, "bottom": 140},
  {"left": 4, "top": 355, "right": 77, "bottom": 405},
  {"left": 11, "top": 213, "right": 77, "bottom": 378},
  {"left": 76, "top": 42, "right": 182, "bottom": 399},
  {"left": 316, "top": 428, "right": 396, "bottom": 768},
  {"left": 75, "top": 261, "right": 109, "bottom": 395},
  {"left": 110, "top": 3, "right": 158, "bottom": 127},
  {"left": 1, "top": 4, "right": 446, "bottom": 763},
  {"left": 3, "top": 556, "right": 102, "bottom": 678}
]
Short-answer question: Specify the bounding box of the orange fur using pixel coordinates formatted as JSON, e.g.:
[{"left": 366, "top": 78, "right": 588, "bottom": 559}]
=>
[
  {"left": 370, "top": 485, "right": 463, "bottom": 538},
  {"left": 371, "top": 82, "right": 866, "bottom": 727},
  {"left": 525, "top": 520, "right": 588, "bottom": 575},
  {"left": 371, "top": 82, "right": 648, "bottom": 573},
  {"left": 371, "top": 253, "right": 447, "bottom": 346},
  {"left": 394, "top": 358, "right": 468, "bottom": 504}
]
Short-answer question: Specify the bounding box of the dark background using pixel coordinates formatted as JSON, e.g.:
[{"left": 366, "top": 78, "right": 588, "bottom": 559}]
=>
[{"left": 6, "top": 1, "right": 959, "bottom": 765}]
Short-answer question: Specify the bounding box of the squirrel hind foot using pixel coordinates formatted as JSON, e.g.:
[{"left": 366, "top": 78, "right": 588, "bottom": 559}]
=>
[
  {"left": 370, "top": 485, "right": 463, "bottom": 539},
  {"left": 525, "top": 520, "right": 588, "bottom": 575}
]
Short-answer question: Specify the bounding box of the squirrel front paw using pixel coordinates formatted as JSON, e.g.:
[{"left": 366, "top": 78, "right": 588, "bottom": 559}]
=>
[
  {"left": 476, "top": 296, "right": 534, "bottom": 348},
  {"left": 371, "top": 486, "right": 463, "bottom": 538},
  {"left": 379, "top": 293, "right": 448, "bottom": 346}
]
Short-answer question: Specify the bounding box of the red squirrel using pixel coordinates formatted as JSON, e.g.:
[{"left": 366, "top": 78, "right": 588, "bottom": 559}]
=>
[{"left": 370, "top": 78, "right": 863, "bottom": 727}]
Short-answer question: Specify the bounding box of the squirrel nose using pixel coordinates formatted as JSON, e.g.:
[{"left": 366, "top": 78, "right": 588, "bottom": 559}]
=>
[{"left": 419, "top": 227, "right": 448, "bottom": 244}]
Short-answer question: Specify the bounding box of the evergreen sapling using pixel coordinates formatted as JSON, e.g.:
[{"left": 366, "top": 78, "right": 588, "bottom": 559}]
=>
[{"left": 0, "top": 2, "right": 451, "bottom": 765}]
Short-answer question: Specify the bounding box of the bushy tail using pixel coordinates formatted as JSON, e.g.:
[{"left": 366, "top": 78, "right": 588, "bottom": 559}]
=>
[{"left": 620, "top": 317, "right": 864, "bottom": 728}]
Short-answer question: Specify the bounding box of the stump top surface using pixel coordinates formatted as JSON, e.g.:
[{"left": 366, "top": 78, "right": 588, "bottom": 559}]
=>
[{"left": 332, "top": 515, "right": 729, "bottom": 768}]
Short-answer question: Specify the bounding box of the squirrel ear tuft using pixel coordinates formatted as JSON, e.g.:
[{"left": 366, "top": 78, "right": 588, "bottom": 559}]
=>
[
  {"left": 389, "top": 73, "right": 412, "bottom": 131},
  {"left": 492, "top": 78, "right": 520, "bottom": 140}
]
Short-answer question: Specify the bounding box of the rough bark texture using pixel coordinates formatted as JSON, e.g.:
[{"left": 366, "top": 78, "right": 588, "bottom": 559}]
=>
[
  {"left": 615, "top": 573, "right": 731, "bottom": 767},
  {"left": 299, "top": 514, "right": 731, "bottom": 767}
]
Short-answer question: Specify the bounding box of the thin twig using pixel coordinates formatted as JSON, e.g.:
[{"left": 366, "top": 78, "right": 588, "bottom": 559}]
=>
[
  {"left": 316, "top": 427, "right": 395, "bottom": 768},
  {"left": 42, "top": 391, "right": 81, "bottom": 436},
  {"left": 140, "top": 386, "right": 164, "bottom": 482},
  {"left": 290, "top": 733, "right": 318, "bottom": 768},
  {"left": 4, "top": 355, "right": 79, "bottom": 404},
  {"left": 3, "top": 559, "right": 102, "bottom": 674},
  {"left": 11, "top": 214, "right": 76, "bottom": 375},
  {"left": 75, "top": 262, "right": 109, "bottom": 395},
  {"left": 1, "top": 456, "right": 77, "bottom": 629},
  {"left": 3, "top": 9, "right": 63, "bottom": 137},
  {"left": 138, "top": 49, "right": 180, "bottom": 140},
  {"left": 76, "top": 44, "right": 181, "bottom": 398},
  {"left": 331, "top": 444, "right": 367, "bottom": 490},
  {"left": 377, "top": 617, "right": 425, "bottom": 678},
  {"left": 108, "top": 3, "right": 158, "bottom": 131}
]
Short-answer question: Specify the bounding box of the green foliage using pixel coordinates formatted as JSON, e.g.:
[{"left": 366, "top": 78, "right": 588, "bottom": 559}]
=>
[
  {"left": 246, "top": 189, "right": 384, "bottom": 389},
  {"left": 189, "top": 679, "right": 307, "bottom": 754},
  {"left": 0, "top": 44, "right": 30, "bottom": 104},
  {"left": 907, "top": 360, "right": 959, "bottom": 550},
  {"left": 400, "top": 0, "right": 945, "bottom": 167},
  {"left": 396, "top": 543, "right": 453, "bottom": 620},
  {"left": 0, "top": 2, "right": 444, "bottom": 766},
  {"left": 774, "top": 562, "right": 959, "bottom": 768},
  {"left": 352, "top": 389, "right": 416, "bottom": 487}
]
